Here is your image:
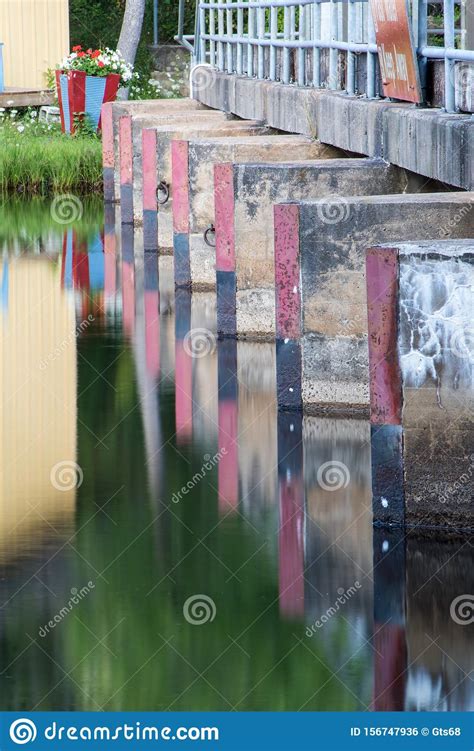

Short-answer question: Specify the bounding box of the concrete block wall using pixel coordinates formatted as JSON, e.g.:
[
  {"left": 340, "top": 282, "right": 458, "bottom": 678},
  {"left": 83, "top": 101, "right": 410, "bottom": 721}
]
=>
[
  {"left": 274, "top": 193, "right": 474, "bottom": 416},
  {"left": 102, "top": 98, "right": 209, "bottom": 202},
  {"left": 215, "top": 159, "right": 409, "bottom": 341},
  {"left": 367, "top": 240, "right": 473, "bottom": 531},
  {"left": 172, "top": 135, "right": 342, "bottom": 290},
  {"left": 138, "top": 119, "right": 266, "bottom": 253}
]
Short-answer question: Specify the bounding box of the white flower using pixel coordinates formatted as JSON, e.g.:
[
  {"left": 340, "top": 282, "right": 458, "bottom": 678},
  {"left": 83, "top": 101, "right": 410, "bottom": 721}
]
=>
[{"left": 17, "top": 125, "right": 25, "bottom": 133}]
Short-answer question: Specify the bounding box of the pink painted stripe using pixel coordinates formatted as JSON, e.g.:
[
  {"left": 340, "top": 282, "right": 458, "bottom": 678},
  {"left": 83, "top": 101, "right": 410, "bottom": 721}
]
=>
[
  {"left": 366, "top": 247, "right": 402, "bottom": 425},
  {"left": 119, "top": 115, "right": 133, "bottom": 186},
  {"left": 101, "top": 103, "right": 114, "bottom": 168},
  {"left": 274, "top": 204, "right": 301, "bottom": 340},
  {"left": 214, "top": 163, "right": 235, "bottom": 273},
  {"left": 142, "top": 129, "right": 157, "bottom": 212},
  {"left": 171, "top": 140, "right": 190, "bottom": 234}
]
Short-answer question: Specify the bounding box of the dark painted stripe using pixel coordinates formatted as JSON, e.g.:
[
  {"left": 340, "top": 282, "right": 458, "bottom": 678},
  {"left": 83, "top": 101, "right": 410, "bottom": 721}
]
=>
[
  {"left": 276, "top": 337, "right": 302, "bottom": 412},
  {"left": 103, "top": 167, "right": 115, "bottom": 204},
  {"left": 174, "top": 232, "right": 191, "bottom": 288},
  {"left": 370, "top": 424, "right": 405, "bottom": 527},
  {"left": 143, "top": 209, "right": 158, "bottom": 251},
  {"left": 216, "top": 269, "right": 236, "bottom": 338},
  {"left": 120, "top": 183, "right": 134, "bottom": 225}
]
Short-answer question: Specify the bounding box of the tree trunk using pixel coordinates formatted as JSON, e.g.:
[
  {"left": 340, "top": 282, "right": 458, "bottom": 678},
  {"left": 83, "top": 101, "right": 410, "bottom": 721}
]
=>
[{"left": 117, "top": 0, "right": 147, "bottom": 99}]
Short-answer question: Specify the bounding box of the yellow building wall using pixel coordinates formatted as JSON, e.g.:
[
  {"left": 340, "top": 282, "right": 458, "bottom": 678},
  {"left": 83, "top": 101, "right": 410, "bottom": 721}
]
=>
[{"left": 0, "top": 0, "right": 69, "bottom": 89}]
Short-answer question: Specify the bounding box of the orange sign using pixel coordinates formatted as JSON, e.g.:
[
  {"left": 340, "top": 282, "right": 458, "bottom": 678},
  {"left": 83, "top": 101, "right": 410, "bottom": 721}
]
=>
[{"left": 369, "top": 0, "right": 422, "bottom": 103}]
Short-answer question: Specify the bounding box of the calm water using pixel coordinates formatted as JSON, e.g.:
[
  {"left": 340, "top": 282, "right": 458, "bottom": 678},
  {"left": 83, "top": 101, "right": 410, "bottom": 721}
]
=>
[{"left": 0, "top": 200, "right": 472, "bottom": 712}]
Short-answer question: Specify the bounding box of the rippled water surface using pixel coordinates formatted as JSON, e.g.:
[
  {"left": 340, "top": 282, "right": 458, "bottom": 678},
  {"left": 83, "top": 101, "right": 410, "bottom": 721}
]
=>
[{"left": 0, "top": 201, "right": 472, "bottom": 712}]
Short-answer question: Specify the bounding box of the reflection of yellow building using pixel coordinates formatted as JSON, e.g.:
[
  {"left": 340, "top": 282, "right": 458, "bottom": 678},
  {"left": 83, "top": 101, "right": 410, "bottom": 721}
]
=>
[{"left": 0, "top": 257, "right": 76, "bottom": 562}]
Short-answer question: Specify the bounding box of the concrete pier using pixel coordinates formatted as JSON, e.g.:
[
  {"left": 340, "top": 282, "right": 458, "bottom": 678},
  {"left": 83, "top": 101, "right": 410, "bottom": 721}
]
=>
[
  {"left": 215, "top": 159, "right": 408, "bottom": 340},
  {"left": 274, "top": 193, "right": 474, "bottom": 416},
  {"left": 171, "top": 135, "right": 340, "bottom": 289},
  {"left": 137, "top": 119, "right": 265, "bottom": 252},
  {"left": 366, "top": 240, "right": 473, "bottom": 531},
  {"left": 119, "top": 110, "right": 260, "bottom": 225},
  {"left": 102, "top": 98, "right": 209, "bottom": 202}
]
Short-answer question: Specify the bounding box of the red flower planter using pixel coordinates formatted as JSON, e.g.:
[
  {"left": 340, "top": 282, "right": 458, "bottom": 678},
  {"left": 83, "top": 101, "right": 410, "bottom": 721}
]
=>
[{"left": 56, "top": 69, "right": 121, "bottom": 134}]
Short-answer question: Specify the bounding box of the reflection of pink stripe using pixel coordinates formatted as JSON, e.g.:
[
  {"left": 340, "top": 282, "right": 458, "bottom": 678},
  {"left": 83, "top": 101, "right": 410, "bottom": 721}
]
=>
[
  {"left": 145, "top": 290, "right": 160, "bottom": 378},
  {"left": 122, "top": 261, "right": 135, "bottom": 336},
  {"left": 373, "top": 623, "right": 407, "bottom": 711},
  {"left": 172, "top": 140, "right": 189, "bottom": 233},
  {"left": 274, "top": 204, "right": 301, "bottom": 340},
  {"left": 175, "top": 343, "right": 193, "bottom": 443},
  {"left": 218, "top": 401, "right": 238, "bottom": 513},
  {"left": 142, "top": 129, "right": 157, "bottom": 212},
  {"left": 366, "top": 248, "right": 402, "bottom": 425},
  {"left": 214, "top": 163, "right": 235, "bottom": 272},
  {"left": 278, "top": 476, "right": 304, "bottom": 618},
  {"left": 104, "top": 253, "right": 116, "bottom": 298},
  {"left": 119, "top": 115, "right": 133, "bottom": 186}
]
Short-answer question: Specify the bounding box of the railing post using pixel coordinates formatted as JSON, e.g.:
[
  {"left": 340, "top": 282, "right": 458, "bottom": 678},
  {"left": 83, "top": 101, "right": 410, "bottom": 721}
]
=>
[
  {"left": 226, "top": 0, "right": 234, "bottom": 73},
  {"left": 153, "top": 0, "right": 159, "bottom": 47},
  {"left": 312, "top": 0, "right": 321, "bottom": 87},
  {"left": 366, "top": 1, "right": 377, "bottom": 98},
  {"left": 270, "top": 5, "right": 278, "bottom": 80},
  {"left": 417, "top": 0, "right": 428, "bottom": 103},
  {"left": 237, "top": 2, "right": 244, "bottom": 74},
  {"left": 329, "top": 0, "right": 338, "bottom": 88},
  {"left": 347, "top": 0, "right": 356, "bottom": 94},
  {"left": 283, "top": 5, "right": 291, "bottom": 83},
  {"left": 444, "top": 0, "right": 456, "bottom": 111}
]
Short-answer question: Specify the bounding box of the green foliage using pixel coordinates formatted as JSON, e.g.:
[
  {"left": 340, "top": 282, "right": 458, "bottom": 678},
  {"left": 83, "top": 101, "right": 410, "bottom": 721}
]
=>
[{"left": 0, "top": 110, "right": 102, "bottom": 195}]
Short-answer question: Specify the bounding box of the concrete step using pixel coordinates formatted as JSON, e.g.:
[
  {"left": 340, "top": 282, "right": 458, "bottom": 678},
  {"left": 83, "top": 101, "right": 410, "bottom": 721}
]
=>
[
  {"left": 137, "top": 118, "right": 269, "bottom": 252},
  {"left": 101, "top": 98, "right": 211, "bottom": 201},
  {"left": 366, "top": 239, "right": 473, "bottom": 531},
  {"left": 171, "top": 134, "right": 343, "bottom": 290},
  {"left": 273, "top": 192, "right": 474, "bottom": 415},
  {"left": 214, "top": 158, "right": 410, "bottom": 341}
]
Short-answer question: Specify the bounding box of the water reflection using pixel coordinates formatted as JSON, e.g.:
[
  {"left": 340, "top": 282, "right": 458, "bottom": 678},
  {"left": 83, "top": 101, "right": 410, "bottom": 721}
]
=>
[{"left": 0, "top": 201, "right": 471, "bottom": 713}]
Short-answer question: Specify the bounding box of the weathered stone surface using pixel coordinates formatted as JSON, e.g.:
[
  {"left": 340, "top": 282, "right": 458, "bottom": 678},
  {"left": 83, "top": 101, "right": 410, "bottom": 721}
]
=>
[
  {"left": 367, "top": 240, "right": 474, "bottom": 530},
  {"left": 230, "top": 158, "right": 408, "bottom": 339},
  {"left": 296, "top": 194, "right": 474, "bottom": 413},
  {"left": 182, "top": 134, "right": 339, "bottom": 289}
]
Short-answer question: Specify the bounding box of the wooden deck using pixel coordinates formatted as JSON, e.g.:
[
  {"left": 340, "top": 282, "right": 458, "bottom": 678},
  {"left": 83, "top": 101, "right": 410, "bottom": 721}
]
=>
[{"left": 0, "top": 87, "right": 55, "bottom": 108}]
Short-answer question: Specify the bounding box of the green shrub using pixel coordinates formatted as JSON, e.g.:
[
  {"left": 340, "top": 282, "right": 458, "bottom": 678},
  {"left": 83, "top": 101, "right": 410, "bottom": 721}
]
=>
[{"left": 0, "top": 111, "right": 102, "bottom": 195}]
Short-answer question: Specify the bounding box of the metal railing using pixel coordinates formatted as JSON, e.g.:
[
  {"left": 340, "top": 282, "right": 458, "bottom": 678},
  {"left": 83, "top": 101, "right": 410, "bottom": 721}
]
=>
[{"left": 176, "top": 0, "right": 474, "bottom": 112}]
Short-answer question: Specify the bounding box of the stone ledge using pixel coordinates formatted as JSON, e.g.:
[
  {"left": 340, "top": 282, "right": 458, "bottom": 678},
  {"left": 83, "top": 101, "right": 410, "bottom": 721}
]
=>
[{"left": 193, "top": 72, "right": 474, "bottom": 189}]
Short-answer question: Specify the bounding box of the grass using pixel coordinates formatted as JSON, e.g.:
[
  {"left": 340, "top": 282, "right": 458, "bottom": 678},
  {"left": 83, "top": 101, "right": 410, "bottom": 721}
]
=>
[{"left": 0, "top": 110, "right": 103, "bottom": 196}]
